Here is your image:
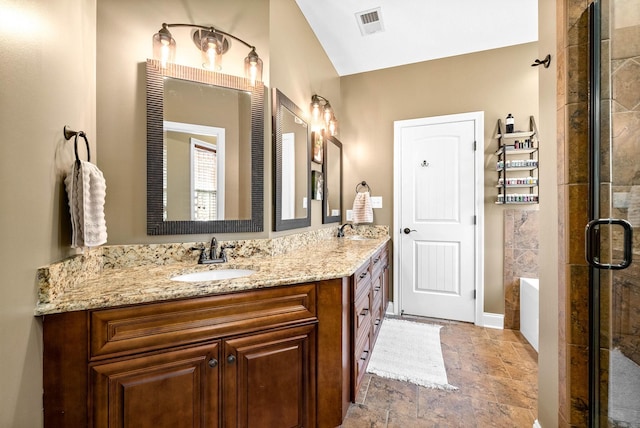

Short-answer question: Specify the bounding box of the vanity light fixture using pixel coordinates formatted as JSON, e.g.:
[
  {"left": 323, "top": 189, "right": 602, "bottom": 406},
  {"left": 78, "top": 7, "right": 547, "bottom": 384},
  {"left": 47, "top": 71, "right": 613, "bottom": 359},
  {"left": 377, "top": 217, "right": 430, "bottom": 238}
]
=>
[
  {"left": 310, "top": 94, "right": 338, "bottom": 136},
  {"left": 152, "top": 23, "right": 263, "bottom": 85}
]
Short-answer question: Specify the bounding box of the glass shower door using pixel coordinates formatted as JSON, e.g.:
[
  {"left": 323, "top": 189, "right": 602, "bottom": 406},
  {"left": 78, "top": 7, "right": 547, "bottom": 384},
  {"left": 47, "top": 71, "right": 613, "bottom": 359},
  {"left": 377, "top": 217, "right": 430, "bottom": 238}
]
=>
[{"left": 587, "top": 0, "right": 640, "bottom": 426}]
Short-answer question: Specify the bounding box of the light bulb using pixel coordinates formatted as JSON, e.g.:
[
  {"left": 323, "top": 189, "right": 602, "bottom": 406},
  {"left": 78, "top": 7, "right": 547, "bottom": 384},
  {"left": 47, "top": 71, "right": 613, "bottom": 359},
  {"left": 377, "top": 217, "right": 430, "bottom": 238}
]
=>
[
  {"left": 244, "top": 49, "right": 262, "bottom": 85},
  {"left": 152, "top": 27, "right": 175, "bottom": 68},
  {"left": 324, "top": 106, "right": 332, "bottom": 124}
]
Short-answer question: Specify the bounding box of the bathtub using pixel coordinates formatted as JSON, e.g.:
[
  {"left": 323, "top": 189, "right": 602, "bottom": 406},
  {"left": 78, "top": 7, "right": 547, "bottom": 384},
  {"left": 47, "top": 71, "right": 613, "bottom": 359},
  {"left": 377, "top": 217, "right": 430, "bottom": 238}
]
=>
[{"left": 520, "top": 277, "right": 539, "bottom": 352}]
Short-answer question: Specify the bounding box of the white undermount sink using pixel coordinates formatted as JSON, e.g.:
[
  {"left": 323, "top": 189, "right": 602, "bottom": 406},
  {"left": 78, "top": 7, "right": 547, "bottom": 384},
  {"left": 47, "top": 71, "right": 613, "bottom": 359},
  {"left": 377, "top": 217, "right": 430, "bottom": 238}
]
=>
[{"left": 171, "top": 269, "right": 255, "bottom": 282}]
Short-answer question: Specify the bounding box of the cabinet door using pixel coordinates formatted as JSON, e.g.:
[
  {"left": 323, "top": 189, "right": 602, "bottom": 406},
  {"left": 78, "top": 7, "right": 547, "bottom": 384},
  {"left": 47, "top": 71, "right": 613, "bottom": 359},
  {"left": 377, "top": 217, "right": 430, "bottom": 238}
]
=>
[
  {"left": 223, "top": 324, "right": 317, "bottom": 428},
  {"left": 90, "top": 342, "right": 220, "bottom": 428}
]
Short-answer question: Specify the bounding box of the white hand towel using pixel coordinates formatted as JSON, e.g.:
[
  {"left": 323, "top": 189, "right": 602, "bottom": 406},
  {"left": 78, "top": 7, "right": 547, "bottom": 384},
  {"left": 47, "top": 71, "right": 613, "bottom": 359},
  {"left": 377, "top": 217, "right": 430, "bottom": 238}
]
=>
[
  {"left": 64, "top": 160, "right": 108, "bottom": 248},
  {"left": 352, "top": 191, "right": 373, "bottom": 224}
]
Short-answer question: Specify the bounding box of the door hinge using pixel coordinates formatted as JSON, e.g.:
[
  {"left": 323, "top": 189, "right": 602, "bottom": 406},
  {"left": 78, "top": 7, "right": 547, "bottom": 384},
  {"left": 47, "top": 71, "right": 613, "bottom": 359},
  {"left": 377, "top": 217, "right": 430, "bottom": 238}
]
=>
[
  {"left": 473, "top": 290, "right": 477, "bottom": 299},
  {"left": 473, "top": 140, "right": 477, "bottom": 151},
  {"left": 473, "top": 215, "right": 477, "bottom": 225}
]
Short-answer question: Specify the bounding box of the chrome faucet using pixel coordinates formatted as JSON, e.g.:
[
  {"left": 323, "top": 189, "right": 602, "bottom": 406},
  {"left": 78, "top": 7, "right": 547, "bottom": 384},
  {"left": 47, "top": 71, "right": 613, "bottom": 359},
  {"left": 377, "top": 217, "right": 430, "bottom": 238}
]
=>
[{"left": 337, "top": 223, "right": 354, "bottom": 238}]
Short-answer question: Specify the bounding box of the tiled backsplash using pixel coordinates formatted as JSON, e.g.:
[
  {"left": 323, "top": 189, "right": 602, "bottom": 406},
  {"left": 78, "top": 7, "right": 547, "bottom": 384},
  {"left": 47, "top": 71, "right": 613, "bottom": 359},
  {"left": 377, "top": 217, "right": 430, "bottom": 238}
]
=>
[{"left": 37, "top": 225, "right": 389, "bottom": 305}]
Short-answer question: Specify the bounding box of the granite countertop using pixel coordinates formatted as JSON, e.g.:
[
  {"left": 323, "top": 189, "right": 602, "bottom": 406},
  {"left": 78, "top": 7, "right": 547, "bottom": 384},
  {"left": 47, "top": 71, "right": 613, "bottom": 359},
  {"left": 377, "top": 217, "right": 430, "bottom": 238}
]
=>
[{"left": 35, "top": 236, "right": 389, "bottom": 316}]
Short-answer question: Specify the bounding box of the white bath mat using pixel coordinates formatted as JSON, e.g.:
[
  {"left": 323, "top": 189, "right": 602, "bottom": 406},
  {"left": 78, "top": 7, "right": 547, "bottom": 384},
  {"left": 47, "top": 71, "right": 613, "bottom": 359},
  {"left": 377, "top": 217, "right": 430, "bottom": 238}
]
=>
[{"left": 367, "top": 318, "right": 457, "bottom": 390}]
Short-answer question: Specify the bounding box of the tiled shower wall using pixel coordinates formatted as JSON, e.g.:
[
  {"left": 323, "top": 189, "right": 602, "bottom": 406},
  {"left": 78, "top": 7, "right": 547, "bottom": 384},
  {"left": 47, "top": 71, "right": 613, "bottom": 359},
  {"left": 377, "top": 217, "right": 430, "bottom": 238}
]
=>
[
  {"left": 503, "top": 209, "right": 539, "bottom": 330},
  {"left": 557, "top": 0, "right": 593, "bottom": 425},
  {"left": 558, "top": 0, "right": 640, "bottom": 426},
  {"left": 610, "top": 2, "right": 640, "bottom": 368}
]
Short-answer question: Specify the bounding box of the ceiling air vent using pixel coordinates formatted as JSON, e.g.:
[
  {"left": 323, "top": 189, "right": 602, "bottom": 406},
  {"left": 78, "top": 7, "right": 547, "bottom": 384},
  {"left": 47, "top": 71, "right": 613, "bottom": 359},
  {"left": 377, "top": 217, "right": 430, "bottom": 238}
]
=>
[{"left": 356, "top": 7, "right": 384, "bottom": 36}]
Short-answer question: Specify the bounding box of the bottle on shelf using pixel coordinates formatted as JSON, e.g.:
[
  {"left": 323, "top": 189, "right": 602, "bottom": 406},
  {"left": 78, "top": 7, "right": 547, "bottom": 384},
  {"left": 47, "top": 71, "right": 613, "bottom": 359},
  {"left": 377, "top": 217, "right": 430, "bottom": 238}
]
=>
[{"left": 505, "top": 114, "right": 515, "bottom": 133}]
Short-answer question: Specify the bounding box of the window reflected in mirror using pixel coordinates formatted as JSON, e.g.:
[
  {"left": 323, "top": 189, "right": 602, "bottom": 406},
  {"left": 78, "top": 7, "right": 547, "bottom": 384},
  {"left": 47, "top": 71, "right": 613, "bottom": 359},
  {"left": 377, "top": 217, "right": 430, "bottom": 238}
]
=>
[{"left": 146, "top": 59, "right": 264, "bottom": 235}]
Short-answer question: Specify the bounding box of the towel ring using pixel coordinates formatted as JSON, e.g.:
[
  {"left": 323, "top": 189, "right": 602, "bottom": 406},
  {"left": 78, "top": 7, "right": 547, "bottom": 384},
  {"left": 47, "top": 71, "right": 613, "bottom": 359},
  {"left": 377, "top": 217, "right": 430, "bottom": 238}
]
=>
[
  {"left": 64, "top": 126, "right": 91, "bottom": 164},
  {"left": 355, "top": 181, "right": 370, "bottom": 193}
]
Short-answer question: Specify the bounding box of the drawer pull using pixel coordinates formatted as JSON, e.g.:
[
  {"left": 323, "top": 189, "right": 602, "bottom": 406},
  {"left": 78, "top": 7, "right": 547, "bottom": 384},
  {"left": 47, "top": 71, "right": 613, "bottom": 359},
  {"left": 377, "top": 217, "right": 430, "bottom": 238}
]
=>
[
  {"left": 374, "top": 319, "right": 380, "bottom": 326},
  {"left": 360, "top": 350, "right": 369, "bottom": 361},
  {"left": 359, "top": 272, "right": 368, "bottom": 279},
  {"left": 227, "top": 354, "right": 236, "bottom": 364},
  {"left": 360, "top": 308, "right": 369, "bottom": 316},
  {"left": 374, "top": 286, "right": 381, "bottom": 292},
  {"left": 208, "top": 358, "right": 218, "bottom": 368},
  {"left": 373, "top": 257, "right": 380, "bottom": 264}
]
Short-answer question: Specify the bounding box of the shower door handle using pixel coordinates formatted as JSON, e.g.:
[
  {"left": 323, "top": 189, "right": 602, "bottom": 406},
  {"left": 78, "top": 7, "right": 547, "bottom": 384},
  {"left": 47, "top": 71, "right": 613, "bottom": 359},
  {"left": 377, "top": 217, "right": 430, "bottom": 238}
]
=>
[{"left": 585, "top": 218, "right": 633, "bottom": 270}]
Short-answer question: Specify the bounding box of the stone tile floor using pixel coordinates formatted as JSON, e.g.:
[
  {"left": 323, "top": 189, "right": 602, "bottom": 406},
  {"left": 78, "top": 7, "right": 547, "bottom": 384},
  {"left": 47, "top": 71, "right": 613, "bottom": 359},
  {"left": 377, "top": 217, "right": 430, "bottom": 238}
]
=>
[{"left": 340, "top": 316, "right": 538, "bottom": 427}]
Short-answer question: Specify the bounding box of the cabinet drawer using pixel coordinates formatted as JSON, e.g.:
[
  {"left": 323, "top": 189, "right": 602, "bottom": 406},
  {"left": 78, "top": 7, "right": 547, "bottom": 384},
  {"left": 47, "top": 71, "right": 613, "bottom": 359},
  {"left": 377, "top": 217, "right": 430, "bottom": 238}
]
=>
[
  {"left": 353, "top": 289, "right": 371, "bottom": 344},
  {"left": 90, "top": 284, "right": 317, "bottom": 360},
  {"left": 354, "top": 332, "right": 371, "bottom": 388},
  {"left": 371, "top": 293, "right": 384, "bottom": 340},
  {"left": 371, "top": 249, "right": 386, "bottom": 278},
  {"left": 371, "top": 274, "right": 383, "bottom": 303},
  {"left": 353, "top": 262, "right": 371, "bottom": 298}
]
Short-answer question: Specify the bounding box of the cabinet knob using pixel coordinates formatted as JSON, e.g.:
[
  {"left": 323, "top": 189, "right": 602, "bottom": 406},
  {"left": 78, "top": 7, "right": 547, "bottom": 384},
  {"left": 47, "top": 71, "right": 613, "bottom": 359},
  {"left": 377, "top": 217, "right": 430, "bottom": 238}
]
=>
[
  {"left": 359, "top": 272, "right": 368, "bottom": 279},
  {"left": 360, "top": 308, "right": 369, "bottom": 316},
  {"left": 227, "top": 354, "right": 236, "bottom": 364},
  {"left": 208, "top": 358, "right": 218, "bottom": 368}
]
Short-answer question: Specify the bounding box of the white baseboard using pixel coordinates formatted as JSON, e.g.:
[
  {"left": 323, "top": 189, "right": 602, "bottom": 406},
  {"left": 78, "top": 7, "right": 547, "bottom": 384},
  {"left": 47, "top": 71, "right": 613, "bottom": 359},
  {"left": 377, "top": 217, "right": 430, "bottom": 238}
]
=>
[
  {"left": 385, "top": 302, "right": 395, "bottom": 315},
  {"left": 533, "top": 420, "right": 541, "bottom": 428},
  {"left": 482, "top": 312, "right": 504, "bottom": 329},
  {"left": 384, "top": 304, "right": 504, "bottom": 330}
]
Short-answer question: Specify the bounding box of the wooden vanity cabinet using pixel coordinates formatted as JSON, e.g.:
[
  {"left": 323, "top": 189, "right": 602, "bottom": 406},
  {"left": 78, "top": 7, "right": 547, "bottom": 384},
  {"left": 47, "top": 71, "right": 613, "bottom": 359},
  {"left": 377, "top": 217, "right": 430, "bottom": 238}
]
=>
[
  {"left": 43, "top": 284, "right": 317, "bottom": 428},
  {"left": 43, "top": 241, "right": 391, "bottom": 428}
]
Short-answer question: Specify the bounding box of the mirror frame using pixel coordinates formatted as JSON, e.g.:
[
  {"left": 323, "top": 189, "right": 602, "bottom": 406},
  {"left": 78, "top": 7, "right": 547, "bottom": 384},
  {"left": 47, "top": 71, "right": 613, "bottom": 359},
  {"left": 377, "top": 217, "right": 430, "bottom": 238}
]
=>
[
  {"left": 146, "top": 59, "right": 264, "bottom": 235},
  {"left": 323, "top": 135, "right": 343, "bottom": 224},
  {"left": 272, "top": 88, "right": 311, "bottom": 231}
]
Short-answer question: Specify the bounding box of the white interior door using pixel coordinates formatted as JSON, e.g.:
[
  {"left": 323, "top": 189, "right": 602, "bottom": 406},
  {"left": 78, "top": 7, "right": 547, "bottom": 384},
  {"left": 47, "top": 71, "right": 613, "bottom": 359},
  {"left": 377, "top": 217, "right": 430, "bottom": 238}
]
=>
[{"left": 394, "top": 112, "right": 483, "bottom": 323}]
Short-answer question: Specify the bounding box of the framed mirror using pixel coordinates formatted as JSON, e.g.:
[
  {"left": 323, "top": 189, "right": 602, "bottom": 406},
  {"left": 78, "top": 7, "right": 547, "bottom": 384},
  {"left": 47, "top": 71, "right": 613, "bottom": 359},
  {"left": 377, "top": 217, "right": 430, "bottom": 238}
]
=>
[
  {"left": 323, "top": 136, "right": 343, "bottom": 224},
  {"left": 272, "top": 88, "right": 311, "bottom": 231},
  {"left": 146, "top": 59, "right": 264, "bottom": 235}
]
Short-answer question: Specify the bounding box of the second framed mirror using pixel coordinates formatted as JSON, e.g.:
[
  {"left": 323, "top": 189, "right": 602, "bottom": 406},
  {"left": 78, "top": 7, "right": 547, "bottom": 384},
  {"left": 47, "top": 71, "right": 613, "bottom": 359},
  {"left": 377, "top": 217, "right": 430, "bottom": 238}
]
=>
[
  {"left": 323, "top": 135, "right": 342, "bottom": 224},
  {"left": 272, "top": 89, "right": 311, "bottom": 231}
]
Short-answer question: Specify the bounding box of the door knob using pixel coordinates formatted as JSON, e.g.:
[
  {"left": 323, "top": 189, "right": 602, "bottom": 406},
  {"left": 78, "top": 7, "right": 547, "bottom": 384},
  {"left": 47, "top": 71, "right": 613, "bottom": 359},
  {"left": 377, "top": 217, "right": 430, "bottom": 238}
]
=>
[
  {"left": 227, "top": 354, "right": 236, "bottom": 364},
  {"left": 208, "top": 358, "right": 218, "bottom": 368},
  {"left": 403, "top": 228, "right": 417, "bottom": 234}
]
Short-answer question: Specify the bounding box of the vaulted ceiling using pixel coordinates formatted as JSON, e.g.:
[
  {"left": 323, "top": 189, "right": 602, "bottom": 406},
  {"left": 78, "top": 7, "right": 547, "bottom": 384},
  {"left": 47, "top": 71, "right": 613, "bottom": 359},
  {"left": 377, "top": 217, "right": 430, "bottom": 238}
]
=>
[{"left": 295, "top": 0, "right": 539, "bottom": 76}]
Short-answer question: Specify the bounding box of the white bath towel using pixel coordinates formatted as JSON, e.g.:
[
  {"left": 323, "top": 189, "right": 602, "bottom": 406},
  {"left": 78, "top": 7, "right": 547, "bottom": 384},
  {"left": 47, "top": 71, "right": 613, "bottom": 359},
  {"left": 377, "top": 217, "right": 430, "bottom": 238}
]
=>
[
  {"left": 64, "top": 160, "right": 108, "bottom": 248},
  {"left": 352, "top": 191, "right": 373, "bottom": 224}
]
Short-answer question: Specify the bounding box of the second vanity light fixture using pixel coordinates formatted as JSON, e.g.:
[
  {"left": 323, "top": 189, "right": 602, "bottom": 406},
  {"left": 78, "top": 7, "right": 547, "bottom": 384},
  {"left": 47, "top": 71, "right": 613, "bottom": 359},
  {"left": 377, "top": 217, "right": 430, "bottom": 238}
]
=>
[
  {"left": 152, "top": 23, "right": 263, "bottom": 85},
  {"left": 310, "top": 94, "right": 338, "bottom": 136}
]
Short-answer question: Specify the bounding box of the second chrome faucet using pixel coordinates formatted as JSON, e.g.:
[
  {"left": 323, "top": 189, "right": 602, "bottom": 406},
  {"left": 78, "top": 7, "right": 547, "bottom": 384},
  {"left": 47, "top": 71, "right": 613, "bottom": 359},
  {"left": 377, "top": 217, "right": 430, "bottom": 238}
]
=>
[{"left": 337, "top": 223, "right": 354, "bottom": 238}]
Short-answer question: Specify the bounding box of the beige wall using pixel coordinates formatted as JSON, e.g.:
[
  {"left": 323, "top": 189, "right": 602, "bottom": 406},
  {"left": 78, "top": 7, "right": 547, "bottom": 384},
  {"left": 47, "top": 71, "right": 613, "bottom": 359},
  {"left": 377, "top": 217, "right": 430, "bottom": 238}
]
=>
[
  {"left": 340, "top": 43, "right": 539, "bottom": 313},
  {"left": 0, "top": 0, "right": 96, "bottom": 426},
  {"left": 536, "top": 0, "right": 559, "bottom": 424}
]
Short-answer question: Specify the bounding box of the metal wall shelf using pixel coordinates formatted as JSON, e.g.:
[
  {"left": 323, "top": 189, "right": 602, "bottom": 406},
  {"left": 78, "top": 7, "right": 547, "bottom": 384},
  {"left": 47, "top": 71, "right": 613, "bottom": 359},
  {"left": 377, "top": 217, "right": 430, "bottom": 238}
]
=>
[{"left": 494, "top": 116, "right": 539, "bottom": 205}]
